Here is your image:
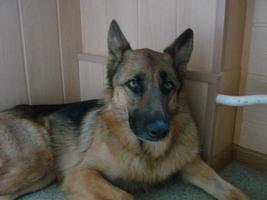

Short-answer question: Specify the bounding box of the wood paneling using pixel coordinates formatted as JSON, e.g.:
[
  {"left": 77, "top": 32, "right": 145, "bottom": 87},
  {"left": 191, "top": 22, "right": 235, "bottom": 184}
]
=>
[
  {"left": 106, "top": 0, "right": 138, "bottom": 49},
  {"left": 0, "top": 0, "right": 82, "bottom": 110},
  {"left": 222, "top": 0, "right": 247, "bottom": 71},
  {"left": 139, "top": 0, "right": 177, "bottom": 51},
  {"left": 80, "top": 0, "right": 219, "bottom": 73},
  {"left": 80, "top": 0, "right": 107, "bottom": 55},
  {"left": 253, "top": 0, "right": 267, "bottom": 24},
  {"left": 0, "top": 0, "right": 28, "bottom": 110},
  {"left": 185, "top": 80, "right": 208, "bottom": 140},
  {"left": 238, "top": 74, "right": 267, "bottom": 154},
  {"left": 58, "top": 0, "right": 82, "bottom": 102},
  {"left": 20, "top": 0, "right": 63, "bottom": 104},
  {"left": 240, "top": 120, "right": 267, "bottom": 154},
  {"left": 248, "top": 26, "right": 267, "bottom": 76},
  {"left": 177, "top": 0, "right": 217, "bottom": 72},
  {"left": 236, "top": 0, "right": 267, "bottom": 155},
  {"left": 79, "top": 61, "right": 106, "bottom": 100}
]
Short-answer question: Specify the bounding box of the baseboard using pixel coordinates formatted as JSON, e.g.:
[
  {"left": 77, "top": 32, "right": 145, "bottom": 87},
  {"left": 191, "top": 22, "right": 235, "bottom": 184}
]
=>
[
  {"left": 233, "top": 144, "right": 267, "bottom": 172},
  {"left": 208, "top": 146, "right": 233, "bottom": 171}
]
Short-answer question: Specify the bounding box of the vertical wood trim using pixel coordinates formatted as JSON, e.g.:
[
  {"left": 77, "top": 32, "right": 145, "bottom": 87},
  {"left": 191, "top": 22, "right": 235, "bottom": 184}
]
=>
[
  {"left": 203, "top": 82, "right": 219, "bottom": 159},
  {"left": 17, "top": 0, "right": 32, "bottom": 104},
  {"left": 212, "top": 0, "right": 227, "bottom": 73},
  {"left": 18, "top": 0, "right": 31, "bottom": 104},
  {"left": 20, "top": 0, "right": 64, "bottom": 104},
  {"left": 56, "top": 0, "right": 66, "bottom": 103},
  {"left": 234, "top": 0, "right": 255, "bottom": 144},
  {"left": 202, "top": 0, "right": 226, "bottom": 160}
]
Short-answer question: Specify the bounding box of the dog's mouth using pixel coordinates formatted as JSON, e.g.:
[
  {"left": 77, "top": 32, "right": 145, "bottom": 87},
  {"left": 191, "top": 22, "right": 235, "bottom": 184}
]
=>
[{"left": 135, "top": 130, "right": 169, "bottom": 142}]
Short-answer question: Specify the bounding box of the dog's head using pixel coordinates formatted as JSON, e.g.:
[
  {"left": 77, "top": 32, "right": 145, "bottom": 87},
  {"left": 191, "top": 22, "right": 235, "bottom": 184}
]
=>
[{"left": 106, "top": 20, "right": 193, "bottom": 142}]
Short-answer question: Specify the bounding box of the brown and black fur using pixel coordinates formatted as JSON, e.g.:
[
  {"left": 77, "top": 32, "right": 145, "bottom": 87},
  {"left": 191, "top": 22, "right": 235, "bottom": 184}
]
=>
[{"left": 0, "top": 21, "right": 250, "bottom": 200}]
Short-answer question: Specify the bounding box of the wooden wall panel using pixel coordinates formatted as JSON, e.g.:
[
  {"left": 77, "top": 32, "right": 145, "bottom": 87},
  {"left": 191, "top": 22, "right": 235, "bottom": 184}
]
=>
[
  {"left": 222, "top": 0, "right": 247, "bottom": 71},
  {"left": 79, "top": 60, "right": 106, "bottom": 100},
  {"left": 177, "top": 0, "right": 217, "bottom": 72},
  {"left": 240, "top": 120, "right": 267, "bottom": 154},
  {"left": 138, "top": 0, "right": 177, "bottom": 51},
  {"left": 239, "top": 74, "right": 267, "bottom": 154},
  {"left": 185, "top": 80, "right": 208, "bottom": 141},
  {"left": 80, "top": 0, "right": 107, "bottom": 55},
  {"left": 253, "top": 0, "right": 267, "bottom": 24},
  {"left": 248, "top": 26, "right": 267, "bottom": 76},
  {"left": 20, "top": 0, "right": 63, "bottom": 104},
  {"left": 106, "top": 0, "right": 138, "bottom": 49},
  {"left": 0, "top": 0, "right": 28, "bottom": 110},
  {"left": 80, "top": 0, "right": 219, "bottom": 73},
  {"left": 236, "top": 0, "right": 267, "bottom": 155},
  {"left": 58, "top": 0, "right": 82, "bottom": 102}
]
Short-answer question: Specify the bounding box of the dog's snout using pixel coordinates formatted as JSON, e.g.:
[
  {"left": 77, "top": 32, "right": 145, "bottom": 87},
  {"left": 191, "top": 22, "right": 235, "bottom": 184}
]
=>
[{"left": 146, "top": 120, "right": 169, "bottom": 139}]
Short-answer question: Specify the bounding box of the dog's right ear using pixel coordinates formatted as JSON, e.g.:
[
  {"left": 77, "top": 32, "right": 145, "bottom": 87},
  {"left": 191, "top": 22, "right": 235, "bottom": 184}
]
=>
[
  {"left": 108, "top": 20, "right": 131, "bottom": 61},
  {"left": 107, "top": 20, "right": 131, "bottom": 87}
]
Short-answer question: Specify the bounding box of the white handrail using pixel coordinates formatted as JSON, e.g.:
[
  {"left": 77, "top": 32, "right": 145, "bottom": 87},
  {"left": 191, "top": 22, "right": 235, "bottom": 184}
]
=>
[{"left": 216, "top": 94, "right": 267, "bottom": 106}]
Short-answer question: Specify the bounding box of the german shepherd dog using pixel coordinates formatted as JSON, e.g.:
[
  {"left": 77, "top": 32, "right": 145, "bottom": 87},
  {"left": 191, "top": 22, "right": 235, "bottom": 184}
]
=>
[{"left": 0, "top": 21, "right": 250, "bottom": 200}]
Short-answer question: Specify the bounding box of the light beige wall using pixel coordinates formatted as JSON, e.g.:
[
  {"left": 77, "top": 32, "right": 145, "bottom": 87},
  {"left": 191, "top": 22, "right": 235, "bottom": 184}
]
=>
[
  {"left": 80, "top": 0, "right": 219, "bottom": 72},
  {"left": 235, "top": 0, "right": 267, "bottom": 154},
  {"left": 0, "top": 0, "right": 82, "bottom": 110}
]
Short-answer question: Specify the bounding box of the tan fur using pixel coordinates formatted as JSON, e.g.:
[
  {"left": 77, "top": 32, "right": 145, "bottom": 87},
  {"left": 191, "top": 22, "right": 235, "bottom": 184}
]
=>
[{"left": 0, "top": 112, "right": 55, "bottom": 199}]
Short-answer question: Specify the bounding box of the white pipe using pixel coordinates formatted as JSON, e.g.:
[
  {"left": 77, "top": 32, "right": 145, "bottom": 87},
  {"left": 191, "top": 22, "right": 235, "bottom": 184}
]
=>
[{"left": 216, "top": 94, "right": 267, "bottom": 106}]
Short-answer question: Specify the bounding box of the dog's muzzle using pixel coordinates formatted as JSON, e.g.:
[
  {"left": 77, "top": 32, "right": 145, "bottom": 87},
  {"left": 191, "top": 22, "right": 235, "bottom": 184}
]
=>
[{"left": 136, "top": 120, "right": 169, "bottom": 142}]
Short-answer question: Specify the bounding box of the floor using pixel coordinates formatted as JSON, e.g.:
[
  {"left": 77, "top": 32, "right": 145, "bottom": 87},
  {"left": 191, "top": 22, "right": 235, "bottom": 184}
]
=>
[{"left": 19, "top": 162, "right": 267, "bottom": 200}]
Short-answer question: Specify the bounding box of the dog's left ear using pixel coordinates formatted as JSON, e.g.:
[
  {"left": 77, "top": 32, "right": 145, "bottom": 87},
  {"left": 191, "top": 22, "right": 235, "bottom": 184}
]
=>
[{"left": 164, "top": 29, "right": 193, "bottom": 75}]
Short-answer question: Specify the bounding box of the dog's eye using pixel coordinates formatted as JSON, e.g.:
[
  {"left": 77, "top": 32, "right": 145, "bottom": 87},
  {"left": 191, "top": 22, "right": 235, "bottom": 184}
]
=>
[
  {"left": 128, "top": 79, "right": 138, "bottom": 88},
  {"left": 126, "top": 79, "right": 144, "bottom": 94},
  {"left": 162, "top": 81, "right": 174, "bottom": 90}
]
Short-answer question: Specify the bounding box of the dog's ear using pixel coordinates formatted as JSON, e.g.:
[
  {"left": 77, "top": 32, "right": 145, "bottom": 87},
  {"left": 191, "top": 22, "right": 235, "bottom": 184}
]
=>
[
  {"left": 164, "top": 29, "right": 193, "bottom": 75},
  {"left": 107, "top": 20, "right": 131, "bottom": 87},
  {"left": 108, "top": 20, "right": 131, "bottom": 62}
]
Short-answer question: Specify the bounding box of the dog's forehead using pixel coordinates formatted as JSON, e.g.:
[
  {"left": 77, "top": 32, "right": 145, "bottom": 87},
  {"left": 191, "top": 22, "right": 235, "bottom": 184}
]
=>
[{"left": 123, "top": 49, "right": 173, "bottom": 69}]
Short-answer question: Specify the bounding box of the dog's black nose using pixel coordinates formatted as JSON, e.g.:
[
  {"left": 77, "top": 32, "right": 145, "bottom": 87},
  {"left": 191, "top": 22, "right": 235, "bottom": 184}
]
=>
[{"left": 146, "top": 120, "right": 169, "bottom": 139}]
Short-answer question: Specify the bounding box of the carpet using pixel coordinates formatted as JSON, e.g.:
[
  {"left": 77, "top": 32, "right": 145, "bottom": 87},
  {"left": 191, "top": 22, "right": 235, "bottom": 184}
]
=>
[{"left": 19, "top": 162, "right": 267, "bottom": 200}]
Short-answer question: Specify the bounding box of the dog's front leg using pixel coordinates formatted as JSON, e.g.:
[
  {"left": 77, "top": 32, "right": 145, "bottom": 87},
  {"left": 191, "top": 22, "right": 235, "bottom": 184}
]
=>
[
  {"left": 181, "top": 156, "right": 250, "bottom": 200},
  {"left": 62, "top": 168, "right": 133, "bottom": 200}
]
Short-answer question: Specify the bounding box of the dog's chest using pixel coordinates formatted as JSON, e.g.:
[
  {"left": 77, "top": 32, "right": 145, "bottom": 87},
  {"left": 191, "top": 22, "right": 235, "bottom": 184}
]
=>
[{"left": 87, "top": 142, "right": 179, "bottom": 187}]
